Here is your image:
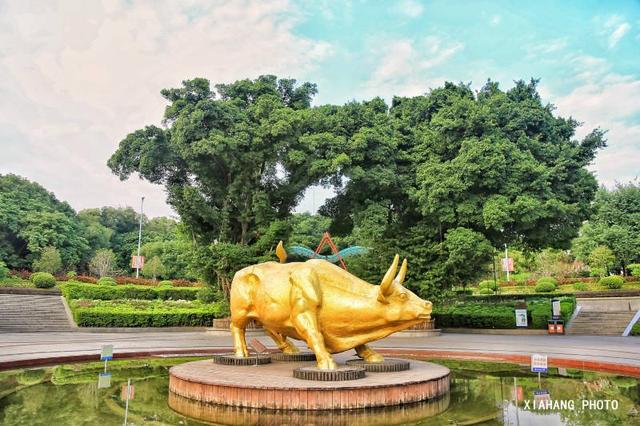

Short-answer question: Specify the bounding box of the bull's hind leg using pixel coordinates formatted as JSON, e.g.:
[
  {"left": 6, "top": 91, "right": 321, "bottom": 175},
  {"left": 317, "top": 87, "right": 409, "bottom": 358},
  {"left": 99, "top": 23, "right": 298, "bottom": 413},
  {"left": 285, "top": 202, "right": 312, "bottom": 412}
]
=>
[
  {"left": 355, "top": 344, "right": 384, "bottom": 363},
  {"left": 230, "top": 316, "right": 249, "bottom": 357},
  {"left": 289, "top": 268, "right": 336, "bottom": 370},
  {"left": 265, "top": 329, "right": 299, "bottom": 354}
]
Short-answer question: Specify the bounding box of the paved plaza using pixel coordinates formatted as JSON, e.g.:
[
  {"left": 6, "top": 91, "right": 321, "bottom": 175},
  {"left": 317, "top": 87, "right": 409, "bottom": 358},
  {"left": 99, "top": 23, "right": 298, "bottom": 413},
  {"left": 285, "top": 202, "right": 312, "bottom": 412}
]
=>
[{"left": 1, "top": 331, "right": 638, "bottom": 370}]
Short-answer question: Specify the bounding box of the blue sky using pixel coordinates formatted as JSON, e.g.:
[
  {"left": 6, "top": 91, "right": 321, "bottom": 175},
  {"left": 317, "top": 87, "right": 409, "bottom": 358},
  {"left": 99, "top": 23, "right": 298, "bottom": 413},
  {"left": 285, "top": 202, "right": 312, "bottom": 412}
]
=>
[{"left": 0, "top": 0, "right": 638, "bottom": 217}]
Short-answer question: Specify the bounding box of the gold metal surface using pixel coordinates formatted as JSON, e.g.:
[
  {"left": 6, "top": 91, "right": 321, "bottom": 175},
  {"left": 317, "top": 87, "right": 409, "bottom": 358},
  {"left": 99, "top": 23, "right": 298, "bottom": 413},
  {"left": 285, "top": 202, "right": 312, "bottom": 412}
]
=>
[{"left": 230, "top": 243, "right": 433, "bottom": 370}]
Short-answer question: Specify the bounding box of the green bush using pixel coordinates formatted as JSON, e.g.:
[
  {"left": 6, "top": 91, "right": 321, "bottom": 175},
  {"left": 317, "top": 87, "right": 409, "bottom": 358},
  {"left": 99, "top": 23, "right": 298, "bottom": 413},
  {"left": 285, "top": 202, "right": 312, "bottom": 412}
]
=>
[
  {"left": 573, "top": 282, "right": 588, "bottom": 291},
  {"left": 599, "top": 276, "right": 624, "bottom": 289},
  {"left": 535, "top": 281, "right": 556, "bottom": 293},
  {"left": 478, "top": 288, "right": 494, "bottom": 295},
  {"left": 590, "top": 267, "right": 605, "bottom": 278},
  {"left": 16, "top": 369, "right": 46, "bottom": 386},
  {"left": 0, "top": 260, "right": 9, "bottom": 279},
  {"left": 433, "top": 303, "right": 516, "bottom": 329},
  {"left": 98, "top": 277, "right": 117, "bottom": 286},
  {"left": 197, "top": 286, "right": 219, "bottom": 303},
  {"left": 627, "top": 263, "right": 640, "bottom": 277},
  {"left": 529, "top": 298, "right": 575, "bottom": 328},
  {"left": 60, "top": 282, "right": 199, "bottom": 301},
  {"left": 631, "top": 322, "right": 640, "bottom": 336},
  {"left": 536, "top": 277, "right": 558, "bottom": 287},
  {"left": 453, "top": 287, "right": 473, "bottom": 296},
  {"left": 478, "top": 280, "right": 499, "bottom": 291},
  {"left": 66, "top": 271, "right": 77, "bottom": 279},
  {"left": 30, "top": 272, "right": 56, "bottom": 289},
  {"left": 71, "top": 302, "right": 224, "bottom": 327},
  {"left": 158, "top": 280, "right": 173, "bottom": 288}
]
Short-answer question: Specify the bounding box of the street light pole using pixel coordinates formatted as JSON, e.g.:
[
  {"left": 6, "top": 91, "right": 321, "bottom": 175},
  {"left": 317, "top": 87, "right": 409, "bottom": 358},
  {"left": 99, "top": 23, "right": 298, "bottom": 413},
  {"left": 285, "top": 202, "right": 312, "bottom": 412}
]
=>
[
  {"left": 504, "top": 243, "right": 510, "bottom": 282},
  {"left": 135, "top": 196, "right": 145, "bottom": 278}
]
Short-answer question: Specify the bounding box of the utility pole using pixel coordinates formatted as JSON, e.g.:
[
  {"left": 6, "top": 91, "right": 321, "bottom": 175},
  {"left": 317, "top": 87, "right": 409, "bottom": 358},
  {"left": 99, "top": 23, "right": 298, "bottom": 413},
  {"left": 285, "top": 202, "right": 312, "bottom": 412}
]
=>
[
  {"left": 135, "top": 196, "right": 145, "bottom": 278},
  {"left": 504, "top": 243, "right": 510, "bottom": 282}
]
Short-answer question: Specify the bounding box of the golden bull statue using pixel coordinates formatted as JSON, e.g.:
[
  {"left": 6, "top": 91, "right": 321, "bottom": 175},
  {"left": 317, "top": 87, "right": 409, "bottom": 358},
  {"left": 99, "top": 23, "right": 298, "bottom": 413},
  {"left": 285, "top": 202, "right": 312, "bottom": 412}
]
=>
[{"left": 230, "top": 242, "right": 433, "bottom": 369}]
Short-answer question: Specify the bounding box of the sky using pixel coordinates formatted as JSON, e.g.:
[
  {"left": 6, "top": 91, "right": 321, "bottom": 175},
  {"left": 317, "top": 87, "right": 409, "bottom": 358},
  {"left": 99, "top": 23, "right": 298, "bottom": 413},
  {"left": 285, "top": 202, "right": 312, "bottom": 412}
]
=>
[{"left": 0, "top": 0, "right": 638, "bottom": 217}]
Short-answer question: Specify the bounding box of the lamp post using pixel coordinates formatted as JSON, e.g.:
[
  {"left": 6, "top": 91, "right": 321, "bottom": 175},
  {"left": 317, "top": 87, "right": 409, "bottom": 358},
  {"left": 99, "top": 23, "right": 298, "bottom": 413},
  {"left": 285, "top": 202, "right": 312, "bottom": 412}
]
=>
[
  {"left": 504, "top": 243, "right": 510, "bottom": 282},
  {"left": 135, "top": 196, "right": 145, "bottom": 278}
]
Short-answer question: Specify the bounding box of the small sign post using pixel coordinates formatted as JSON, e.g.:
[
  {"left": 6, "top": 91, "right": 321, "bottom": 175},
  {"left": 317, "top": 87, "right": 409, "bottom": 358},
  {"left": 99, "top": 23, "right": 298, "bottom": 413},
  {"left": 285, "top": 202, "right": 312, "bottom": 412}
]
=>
[
  {"left": 122, "top": 379, "right": 134, "bottom": 425},
  {"left": 131, "top": 255, "right": 145, "bottom": 270},
  {"left": 98, "top": 344, "right": 113, "bottom": 388},
  {"left": 531, "top": 353, "right": 548, "bottom": 387},
  {"left": 515, "top": 308, "right": 528, "bottom": 327},
  {"left": 249, "top": 338, "right": 267, "bottom": 367}
]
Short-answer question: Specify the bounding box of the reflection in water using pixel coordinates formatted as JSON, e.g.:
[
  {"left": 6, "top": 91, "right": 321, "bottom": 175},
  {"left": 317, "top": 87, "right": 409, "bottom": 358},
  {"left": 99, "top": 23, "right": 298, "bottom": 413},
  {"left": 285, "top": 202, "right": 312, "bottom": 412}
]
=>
[
  {"left": 168, "top": 391, "right": 450, "bottom": 426},
  {"left": 0, "top": 359, "right": 638, "bottom": 425}
]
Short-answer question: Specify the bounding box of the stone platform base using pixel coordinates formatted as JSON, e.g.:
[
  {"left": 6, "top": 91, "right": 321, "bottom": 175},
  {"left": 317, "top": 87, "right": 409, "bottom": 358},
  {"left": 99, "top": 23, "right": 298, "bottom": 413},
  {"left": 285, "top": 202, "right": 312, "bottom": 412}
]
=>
[
  {"left": 168, "top": 353, "right": 450, "bottom": 410},
  {"left": 168, "top": 392, "right": 450, "bottom": 425}
]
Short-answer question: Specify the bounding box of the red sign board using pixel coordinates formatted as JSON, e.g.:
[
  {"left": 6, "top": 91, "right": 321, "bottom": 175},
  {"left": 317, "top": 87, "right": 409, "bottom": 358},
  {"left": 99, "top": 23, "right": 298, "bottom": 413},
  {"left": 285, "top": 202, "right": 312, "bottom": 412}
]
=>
[
  {"left": 502, "top": 257, "right": 514, "bottom": 272},
  {"left": 131, "top": 255, "right": 145, "bottom": 269}
]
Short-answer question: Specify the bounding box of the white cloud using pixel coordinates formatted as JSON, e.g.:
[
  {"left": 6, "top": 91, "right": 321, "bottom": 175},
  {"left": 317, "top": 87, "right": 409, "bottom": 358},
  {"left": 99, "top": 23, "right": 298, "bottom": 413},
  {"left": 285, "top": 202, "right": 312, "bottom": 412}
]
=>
[
  {"left": 601, "top": 14, "right": 631, "bottom": 48},
  {"left": 551, "top": 73, "right": 640, "bottom": 187},
  {"left": 397, "top": 0, "right": 424, "bottom": 18},
  {"left": 490, "top": 15, "right": 501, "bottom": 26},
  {"left": 0, "top": 0, "right": 333, "bottom": 217},
  {"left": 525, "top": 38, "right": 568, "bottom": 58},
  {"left": 363, "top": 36, "right": 463, "bottom": 99}
]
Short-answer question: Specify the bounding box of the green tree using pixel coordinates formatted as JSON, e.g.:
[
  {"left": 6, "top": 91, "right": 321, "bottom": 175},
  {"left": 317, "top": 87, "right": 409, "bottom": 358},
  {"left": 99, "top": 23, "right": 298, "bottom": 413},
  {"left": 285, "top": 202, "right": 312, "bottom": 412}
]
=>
[
  {"left": 572, "top": 183, "right": 640, "bottom": 274},
  {"left": 588, "top": 245, "right": 615, "bottom": 276},
  {"left": 141, "top": 256, "right": 166, "bottom": 280},
  {"left": 108, "top": 76, "right": 322, "bottom": 246},
  {"left": 89, "top": 248, "right": 117, "bottom": 277},
  {"left": 32, "top": 246, "right": 63, "bottom": 274},
  {"left": 0, "top": 174, "right": 89, "bottom": 269}
]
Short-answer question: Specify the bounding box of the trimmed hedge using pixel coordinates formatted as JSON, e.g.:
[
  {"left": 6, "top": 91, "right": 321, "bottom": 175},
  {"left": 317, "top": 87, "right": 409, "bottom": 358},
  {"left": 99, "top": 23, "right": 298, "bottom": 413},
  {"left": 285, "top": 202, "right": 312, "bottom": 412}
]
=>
[
  {"left": 61, "top": 282, "right": 200, "bottom": 301},
  {"left": 72, "top": 306, "right": 222, "bottom": 327},
  {"left": 535, "top": 281, "right": 556, "bottom": 293},
  {"left": 98, "top": 277, "right": 117, "bottom": 286},
  {"left": 433, "top": 297, "right": 575, "bottom": 329}
]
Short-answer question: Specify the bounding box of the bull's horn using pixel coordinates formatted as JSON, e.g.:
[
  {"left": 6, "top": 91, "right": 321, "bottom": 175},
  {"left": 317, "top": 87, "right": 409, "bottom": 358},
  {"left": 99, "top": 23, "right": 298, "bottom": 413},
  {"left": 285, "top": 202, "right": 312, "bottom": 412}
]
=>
[
  {"left": 394, "top": 258, "right": 408, "bottom": 286},
  {"left": 379, "top": 254, "right": 399, "bottom": 298}
]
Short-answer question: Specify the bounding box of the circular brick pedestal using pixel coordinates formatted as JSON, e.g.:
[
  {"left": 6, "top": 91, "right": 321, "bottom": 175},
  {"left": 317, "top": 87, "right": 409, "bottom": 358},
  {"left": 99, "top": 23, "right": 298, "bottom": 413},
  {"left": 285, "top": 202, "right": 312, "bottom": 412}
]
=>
[{"left": 168, "top": 353, "right": 450, "bottom": 410}]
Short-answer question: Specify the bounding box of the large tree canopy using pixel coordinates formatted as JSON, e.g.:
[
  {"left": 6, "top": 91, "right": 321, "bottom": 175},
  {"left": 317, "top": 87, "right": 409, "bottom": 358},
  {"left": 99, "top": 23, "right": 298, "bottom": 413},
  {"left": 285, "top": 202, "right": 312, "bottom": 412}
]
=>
[
  {"left": 109, "top": 76, "right": 605, "bottom": 296},
  {"left": 109, "top": 76, "right": 329, "bottom": 246},
  {"left": 0, "top": 174, "right": 89, "bottom": 269}
]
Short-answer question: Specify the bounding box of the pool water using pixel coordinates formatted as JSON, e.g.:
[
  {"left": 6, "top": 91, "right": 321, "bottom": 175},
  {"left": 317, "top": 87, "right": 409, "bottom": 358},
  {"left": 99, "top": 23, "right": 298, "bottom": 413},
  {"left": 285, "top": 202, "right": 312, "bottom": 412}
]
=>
[{"left": 0, "top": 357, "right": 639, "bottom": 425}]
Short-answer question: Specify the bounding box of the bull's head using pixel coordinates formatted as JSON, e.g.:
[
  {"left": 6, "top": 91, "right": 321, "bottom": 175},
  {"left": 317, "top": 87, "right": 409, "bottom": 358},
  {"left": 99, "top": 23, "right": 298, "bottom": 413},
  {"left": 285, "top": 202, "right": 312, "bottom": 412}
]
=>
[{"left": 377, "top": 255, "right": 432, "bottom": 322}]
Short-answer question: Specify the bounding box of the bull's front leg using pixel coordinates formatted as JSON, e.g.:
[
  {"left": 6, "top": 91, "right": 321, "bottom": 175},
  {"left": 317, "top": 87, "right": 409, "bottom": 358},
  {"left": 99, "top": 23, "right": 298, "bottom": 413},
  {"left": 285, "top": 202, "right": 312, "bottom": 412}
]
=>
[
  {"left": 355, "top": 344, "right": 384, "bottom": 363},
  {"left": 289, "top": 269, "right": 337, "bottom": 370}
]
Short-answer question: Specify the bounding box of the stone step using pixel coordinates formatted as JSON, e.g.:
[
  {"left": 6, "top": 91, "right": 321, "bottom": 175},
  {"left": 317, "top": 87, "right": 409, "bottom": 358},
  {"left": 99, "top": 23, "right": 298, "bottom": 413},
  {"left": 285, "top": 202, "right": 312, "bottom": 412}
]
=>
[
  {"left": 567, "top": 310, "right": 635, "bottom": 336},
  {"left": 0, "top": 294, "right": 74, "bottom": 332}
]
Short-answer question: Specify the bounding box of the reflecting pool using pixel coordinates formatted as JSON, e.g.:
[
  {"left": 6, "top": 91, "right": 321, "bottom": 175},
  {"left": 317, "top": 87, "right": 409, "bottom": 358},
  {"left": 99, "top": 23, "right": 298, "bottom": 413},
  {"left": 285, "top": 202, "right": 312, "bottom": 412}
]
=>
[{"left": 1, "top": 357, "right": 639, "bottom": 425}]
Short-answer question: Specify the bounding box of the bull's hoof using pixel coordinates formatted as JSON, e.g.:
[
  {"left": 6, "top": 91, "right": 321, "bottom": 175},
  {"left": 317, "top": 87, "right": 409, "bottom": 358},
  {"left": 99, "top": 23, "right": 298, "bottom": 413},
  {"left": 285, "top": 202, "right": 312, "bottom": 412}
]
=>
[
  {"left": 346, "top": 358, "right": 411, "bottom": 372},
  {"left": 317, "top": 358, "right": 337, "bottom": 370},
  {"left": 212, "top": 353, "right": 271, "bottom": 366},
  {"left": 362, "top": 353, "right": 384, "bottom": 363},
  {"left": 272, "top": 351, "right": 316, "bottom": 362},
  {"left": 293, "top": 366, "right": 365, "bottom": 381}
]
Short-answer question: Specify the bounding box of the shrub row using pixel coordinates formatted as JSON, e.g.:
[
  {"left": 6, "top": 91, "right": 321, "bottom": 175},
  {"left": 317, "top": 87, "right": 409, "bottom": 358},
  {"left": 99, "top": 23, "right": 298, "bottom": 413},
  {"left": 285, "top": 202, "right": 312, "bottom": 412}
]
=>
[
  {"left": 72, "top": 306, "right": 223, "bottom": 327},
  {"left": 61, "top": 282, "right": 200, "bottom": 301},
  {"left": 433, "top": 298, "right": 575, "bottom": 329},
  {"left": 494, "top": 276, "right": 639, "bottom": 287},
  {"left": 53, "top": 275, "right": 199, "bottom": 287}
]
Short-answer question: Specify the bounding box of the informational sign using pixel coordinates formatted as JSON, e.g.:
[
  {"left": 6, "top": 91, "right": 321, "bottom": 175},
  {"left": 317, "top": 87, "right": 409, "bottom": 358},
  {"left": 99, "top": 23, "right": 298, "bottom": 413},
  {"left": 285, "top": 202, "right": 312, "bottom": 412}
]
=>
[
  {"left": 515, "top": 309, "right": 528, "bottom": 327},
  {"left": 531, "top": 354, "right": 548, "bottom": 373},
  {"left": 100, "top": 344, "right": 113, "bottom": 361},
  {"left": 533, "top": 389, "right": 551, "bottom": 402},
  {"left": 131, "top": 255, "right": 145, "bottom": 269},
  {"left": 552, "top": 299, "right": 561, "bottom": 319},
  {"left": 121, "top": 383, "right": 135, "bottom": 401},
  {"left": 97, "top": 373, "right": 112, "bottom": 388},
  {"left": 249, "top": 338, "right": 267, "bottom": 354},
  {"left": 502, "top": 257, "right": 514, "bottom": 272}
]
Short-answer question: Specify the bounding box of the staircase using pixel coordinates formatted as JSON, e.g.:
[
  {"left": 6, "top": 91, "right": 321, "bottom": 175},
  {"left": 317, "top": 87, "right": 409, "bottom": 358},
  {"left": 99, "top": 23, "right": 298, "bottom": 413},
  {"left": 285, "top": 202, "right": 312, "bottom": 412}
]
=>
[
  {"left": 0, "top": 294, "right": 74, "bottom": 332},
  {"left": 567, "top": 310, "right": 636, "bottom": 336}
]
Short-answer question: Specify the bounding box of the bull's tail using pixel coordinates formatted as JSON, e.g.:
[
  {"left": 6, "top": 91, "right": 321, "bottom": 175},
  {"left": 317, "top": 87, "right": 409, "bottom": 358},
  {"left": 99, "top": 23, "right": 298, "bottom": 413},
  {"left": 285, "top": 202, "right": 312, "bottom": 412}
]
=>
[{"left": 276, "top": 240, "right": 287, "bottom": 263}]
